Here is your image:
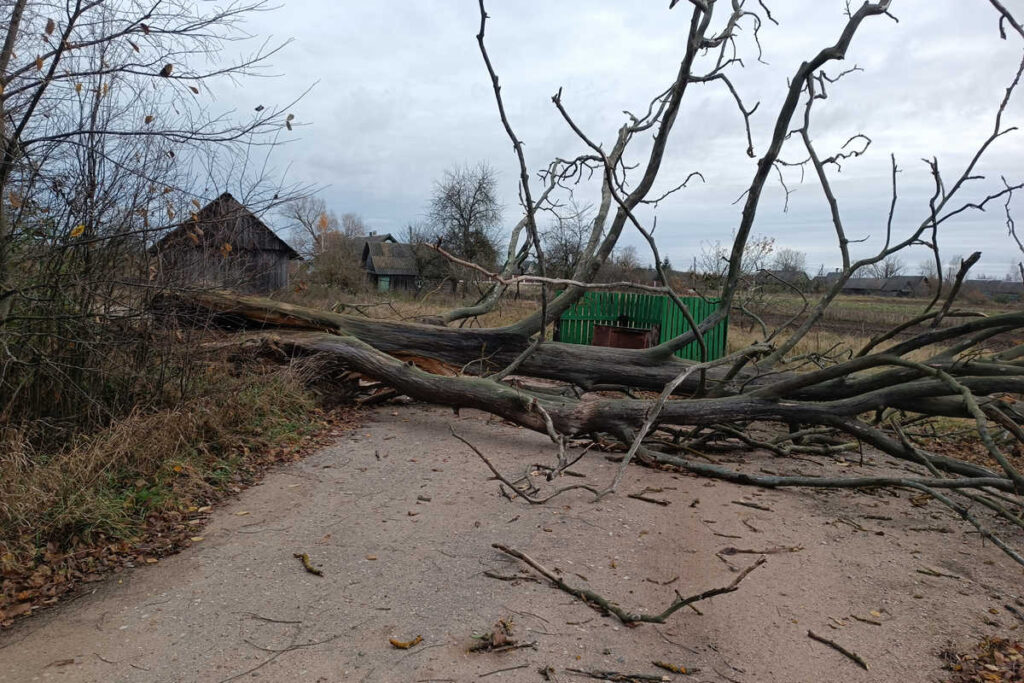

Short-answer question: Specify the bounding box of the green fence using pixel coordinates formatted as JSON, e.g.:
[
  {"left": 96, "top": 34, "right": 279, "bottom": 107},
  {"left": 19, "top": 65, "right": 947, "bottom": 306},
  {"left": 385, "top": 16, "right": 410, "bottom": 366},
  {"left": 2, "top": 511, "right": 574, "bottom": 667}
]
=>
[{"left": 557, "top": 291, "right": 727, "bottom": 361}]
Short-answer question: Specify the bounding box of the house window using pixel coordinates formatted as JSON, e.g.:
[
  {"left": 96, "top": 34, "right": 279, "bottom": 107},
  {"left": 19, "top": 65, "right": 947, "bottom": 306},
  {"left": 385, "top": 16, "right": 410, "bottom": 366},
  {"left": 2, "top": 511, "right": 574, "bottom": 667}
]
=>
[{"left": 377, "top": 276, "right": 390, "bottom": 292}]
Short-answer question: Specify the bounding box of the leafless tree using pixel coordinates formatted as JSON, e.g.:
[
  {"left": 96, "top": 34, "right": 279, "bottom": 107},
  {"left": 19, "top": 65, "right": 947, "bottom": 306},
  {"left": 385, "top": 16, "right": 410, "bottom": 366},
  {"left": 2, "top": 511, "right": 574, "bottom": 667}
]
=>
[
  {"left": 865, "top": 254, "right": 905, "bottom": 279},
  {"left": 425, "top": 163, "right": 503, "bottom": 272},
  {"left": 169, "top": 0, "right": 1024, "bottom": 567},
  {"left": 340, "top": 212, "right": 367, "bottom": 239},
  {"left": 771, "top": 248, "right": 807, "bottom": 274},
  {"left": 697, "top": 234, "right": 775, "bottom": 285},
  {"left": 542, "top": 201, "right": 593, "bottom": 280},
  {"left": 0, "top": 0, "right": 298, "bottom": 438},
  {"left": 283, "top": 196, "right": 338, "bottom": 258}
]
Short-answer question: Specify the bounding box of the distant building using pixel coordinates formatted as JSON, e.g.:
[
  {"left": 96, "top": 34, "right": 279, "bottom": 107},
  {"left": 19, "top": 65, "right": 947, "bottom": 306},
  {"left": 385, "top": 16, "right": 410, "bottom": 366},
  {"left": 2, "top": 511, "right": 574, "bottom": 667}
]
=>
[
  {"left": 839, "top": 275, "right": 929, "bottom": 297},
  {"left": 963, "top": 279, "right": 1022, "bottom": 303},
  {"left": 150, "top": 193, "right": 300, "bottom": 294},
  {"left": 360, "top": 233, "right": 419, "bottom": 291}
]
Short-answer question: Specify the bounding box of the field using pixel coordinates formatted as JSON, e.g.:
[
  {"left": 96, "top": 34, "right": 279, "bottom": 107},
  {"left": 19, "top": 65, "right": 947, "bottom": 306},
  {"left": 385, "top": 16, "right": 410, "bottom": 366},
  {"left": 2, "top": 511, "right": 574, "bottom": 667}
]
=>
[{"left": 280, "top": 286, "right": 1020, "bottom": 365}]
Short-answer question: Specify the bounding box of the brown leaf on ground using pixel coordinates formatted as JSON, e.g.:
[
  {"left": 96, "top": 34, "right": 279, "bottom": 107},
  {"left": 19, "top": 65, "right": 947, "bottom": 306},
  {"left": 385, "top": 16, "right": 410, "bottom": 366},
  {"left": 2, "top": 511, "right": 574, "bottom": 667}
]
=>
[{"left": 942, "top": 636, "right": 1024, "bottom": 682}]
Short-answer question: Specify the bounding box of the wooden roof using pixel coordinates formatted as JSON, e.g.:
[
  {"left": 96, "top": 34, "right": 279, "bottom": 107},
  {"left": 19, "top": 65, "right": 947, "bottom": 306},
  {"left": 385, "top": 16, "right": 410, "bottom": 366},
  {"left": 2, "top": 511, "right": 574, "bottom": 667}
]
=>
[
  {"left": 151, "top": 193, "right": 300, "bottom": 259},
  {"left": 363, "top": 240, "right": 418, "bottom": 277}
]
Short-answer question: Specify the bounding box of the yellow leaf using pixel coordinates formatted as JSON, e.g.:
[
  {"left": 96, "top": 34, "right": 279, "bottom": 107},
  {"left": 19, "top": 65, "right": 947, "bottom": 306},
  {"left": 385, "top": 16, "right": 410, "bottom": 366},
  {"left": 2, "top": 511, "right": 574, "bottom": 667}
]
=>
[
  {"left": 317, "top": 212, "right": 328, "bottom": 231},
  {"left": 388, "top": 635, "right": 422, "bottom": 649},
  {"left": 191, "top": 198, "right": 201, "bottom": 209},
  {"left": 74, "top": 82, "right": 82, "bottom": 93},
  {"left": 101, "top": 83, "right": 109, "bottom": 96},
  {"left": 70, "top": 224, "right": 85, "bottom": 238},
  {"left": 234, "top": 510, "right": 249, "bottom": 516},
  {"left": 190, "top": 537, "right": 204, "bottom": 542},
  {"left": 220, "top": 242, "right": 232, "bottom": 257}
]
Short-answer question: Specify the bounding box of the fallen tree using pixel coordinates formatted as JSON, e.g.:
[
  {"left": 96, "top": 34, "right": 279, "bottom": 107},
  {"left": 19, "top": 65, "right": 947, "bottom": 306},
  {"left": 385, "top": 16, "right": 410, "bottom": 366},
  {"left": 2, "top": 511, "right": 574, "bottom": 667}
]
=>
[
  {"left": 165, "top": 289, "right": 1024, "bottom": 560},
  {"left": 163, "top": 0, "right": 1024, "bottom": 565}
]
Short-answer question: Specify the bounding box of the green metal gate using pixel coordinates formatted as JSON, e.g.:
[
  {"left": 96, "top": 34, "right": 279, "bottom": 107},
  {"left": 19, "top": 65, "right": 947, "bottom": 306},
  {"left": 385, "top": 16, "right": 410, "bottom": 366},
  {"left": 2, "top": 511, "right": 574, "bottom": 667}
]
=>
[{"left": 557, "top": 291, "right": 727, "bottom": 361}]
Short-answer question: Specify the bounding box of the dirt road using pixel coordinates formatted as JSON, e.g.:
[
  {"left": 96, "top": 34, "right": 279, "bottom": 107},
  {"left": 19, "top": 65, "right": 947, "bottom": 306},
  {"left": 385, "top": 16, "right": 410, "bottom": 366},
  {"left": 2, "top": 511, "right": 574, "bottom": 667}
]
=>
[{"left": 1, "top": 405, "right": 1021, "bottom": 682}]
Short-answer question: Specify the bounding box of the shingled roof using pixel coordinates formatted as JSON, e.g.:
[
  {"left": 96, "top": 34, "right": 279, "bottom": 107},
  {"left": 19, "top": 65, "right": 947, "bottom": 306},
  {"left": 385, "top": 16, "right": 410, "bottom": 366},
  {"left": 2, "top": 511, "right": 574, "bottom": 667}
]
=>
[{"left": 362, "top": 240, "right": 418, "bottom": 277}]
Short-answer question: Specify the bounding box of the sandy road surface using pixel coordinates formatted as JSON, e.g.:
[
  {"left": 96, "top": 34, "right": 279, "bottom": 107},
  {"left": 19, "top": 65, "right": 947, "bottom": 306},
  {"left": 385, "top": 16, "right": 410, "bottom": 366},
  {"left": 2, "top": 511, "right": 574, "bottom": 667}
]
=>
[{"left": 1, "top": 405, "right": 1022, "bottom": 682}]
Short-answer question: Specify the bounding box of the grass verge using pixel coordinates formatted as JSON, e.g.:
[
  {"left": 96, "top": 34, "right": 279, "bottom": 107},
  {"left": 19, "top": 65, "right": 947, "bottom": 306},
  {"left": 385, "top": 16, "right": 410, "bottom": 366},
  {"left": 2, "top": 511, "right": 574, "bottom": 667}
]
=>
[{"left": 0, "top": 366, "right": 355, "bottom": 627}]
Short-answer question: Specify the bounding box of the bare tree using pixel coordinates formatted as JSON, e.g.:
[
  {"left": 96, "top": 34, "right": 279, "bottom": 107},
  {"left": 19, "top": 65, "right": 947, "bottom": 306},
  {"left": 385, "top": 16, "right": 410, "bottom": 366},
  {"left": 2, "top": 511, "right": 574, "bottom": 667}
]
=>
[
  {"left": 542, "top": 201, "right": 593, "bottom": 280},
  {"left": 771, "top": 248, "right": 807, "bottom": 274},
  {"left": 866, "top": 254, "right": 905, "bottom": 278},
  {"left": 0, "top": 0, "right": 297, "bottom": 437},
  {"left": 341, "top": 212, "right": 367, "bottom": 238},
  {"left": 168, "top": 1, "right": 1024, "bottom": 568},
  {"left": 697, "top": 234, "right": 775, "bottom": 285},
  {"left": 425, "top": 163, "right": 503, "bottom": 275},
  {"left": 283, "top": 196, "right": 339, "bottom": 258}
]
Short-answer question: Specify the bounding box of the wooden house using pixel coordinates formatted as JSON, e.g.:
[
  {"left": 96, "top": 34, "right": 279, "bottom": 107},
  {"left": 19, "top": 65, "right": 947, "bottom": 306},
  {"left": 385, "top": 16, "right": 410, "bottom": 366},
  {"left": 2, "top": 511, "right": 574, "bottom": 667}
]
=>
[
  {"left": 964, "top": 279, "right": 1022, "bottom": 302},
  {"left": 150, "top": 193, "right": 300, "bottom": 294},
  {"left": 360, "top": 233, "right": 419, "bottom": 291}
]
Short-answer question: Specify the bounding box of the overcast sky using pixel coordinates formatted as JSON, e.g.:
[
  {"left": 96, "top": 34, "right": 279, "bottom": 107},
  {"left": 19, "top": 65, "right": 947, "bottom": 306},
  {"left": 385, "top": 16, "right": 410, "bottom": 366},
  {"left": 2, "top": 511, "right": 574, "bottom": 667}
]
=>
[{"left": 218, "top": 0, "right": 1024, "bottom": 278}]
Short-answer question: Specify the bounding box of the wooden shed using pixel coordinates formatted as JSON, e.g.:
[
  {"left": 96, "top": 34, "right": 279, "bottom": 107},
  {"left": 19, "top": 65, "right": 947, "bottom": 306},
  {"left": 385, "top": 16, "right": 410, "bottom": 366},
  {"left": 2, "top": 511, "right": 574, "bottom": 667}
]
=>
[
  {"left": 360, "top": 233, "right": 419, "bottom": 291},
  {"left": 150, "top": 193, "right": 300, "bottom": 294}
]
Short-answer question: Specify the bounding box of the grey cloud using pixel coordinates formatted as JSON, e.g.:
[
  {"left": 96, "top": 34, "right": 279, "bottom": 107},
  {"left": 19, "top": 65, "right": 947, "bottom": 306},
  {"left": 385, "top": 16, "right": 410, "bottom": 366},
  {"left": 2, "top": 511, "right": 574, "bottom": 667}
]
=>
[{"left": 228, "top": 0, "right": 1024, "bottom": 278}]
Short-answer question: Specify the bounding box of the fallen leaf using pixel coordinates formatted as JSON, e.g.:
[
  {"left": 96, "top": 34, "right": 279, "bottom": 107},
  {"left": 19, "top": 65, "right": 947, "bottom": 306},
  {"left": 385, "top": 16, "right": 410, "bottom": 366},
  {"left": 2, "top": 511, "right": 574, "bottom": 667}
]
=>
[{"left": 389, "top": 635, "right": 422, "bottom": 649}]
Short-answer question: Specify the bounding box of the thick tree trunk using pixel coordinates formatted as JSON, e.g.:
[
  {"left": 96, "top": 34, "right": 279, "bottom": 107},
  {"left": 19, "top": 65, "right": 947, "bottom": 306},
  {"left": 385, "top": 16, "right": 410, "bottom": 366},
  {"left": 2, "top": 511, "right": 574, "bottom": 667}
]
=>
[
  {"left": 158, "top": 290, "right": 719, "bottom": 392},
  {"left": 158, "top": 291, "right": 1024, "bottom": 487},
  {"left": 162, "top": 291, "right": 1024, "bottom": 413}
]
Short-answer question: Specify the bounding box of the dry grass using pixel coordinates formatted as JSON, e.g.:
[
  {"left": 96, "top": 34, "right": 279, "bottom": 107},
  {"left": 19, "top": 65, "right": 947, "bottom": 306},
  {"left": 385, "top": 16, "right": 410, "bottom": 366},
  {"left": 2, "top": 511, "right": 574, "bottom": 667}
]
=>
[
  {"left": 0, "top": 366, "right": 317, "bottom": 563},
  {"left": 283, "top": 285, "right": 1013, "bottom": 370},
  {"left": 279, "top": 284, "right": 539, "bottom": 328},
  {"left": 761, "top": 293, "right": 1015, "bottom": 329}
]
